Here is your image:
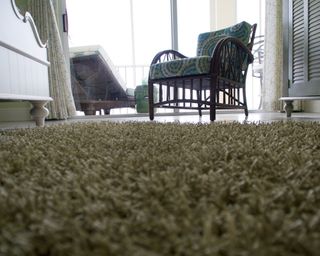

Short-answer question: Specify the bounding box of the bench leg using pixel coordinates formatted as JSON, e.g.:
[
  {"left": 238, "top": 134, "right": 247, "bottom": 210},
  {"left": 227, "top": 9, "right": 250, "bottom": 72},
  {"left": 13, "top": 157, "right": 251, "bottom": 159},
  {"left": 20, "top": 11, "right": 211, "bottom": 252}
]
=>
[
  {"left": 284, "top": 100, "right": 293, "bottom": 118},
  {"left": 81, "top": 103, "right": 96, "bottom": 115},
  {"left": 30, "top": 101, "right": 49, "bottom": 127}
]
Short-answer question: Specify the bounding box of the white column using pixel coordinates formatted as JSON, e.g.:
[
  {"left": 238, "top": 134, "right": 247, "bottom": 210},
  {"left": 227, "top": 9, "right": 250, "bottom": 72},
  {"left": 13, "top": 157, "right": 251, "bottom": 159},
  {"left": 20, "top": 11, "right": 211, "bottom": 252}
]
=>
[
  {"left": 262, "top": 0, "right": 283, "bottom": 111},
  {"left": 130, "top": 0, "right": 137, "bottom": 87},
  {"left": 170, "top": 0, "right": 178, "bottom": 51},
  {"left": 211, "top": 0, "right": 236, "bottom": 30}
]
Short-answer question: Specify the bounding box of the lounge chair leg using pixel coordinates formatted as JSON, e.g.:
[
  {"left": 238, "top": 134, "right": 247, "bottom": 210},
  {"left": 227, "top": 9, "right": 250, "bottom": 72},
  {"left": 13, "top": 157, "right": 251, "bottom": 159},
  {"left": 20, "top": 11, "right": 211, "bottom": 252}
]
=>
[
  {"left": 210, "top": 83, "right": 216, "bottom": 121},
  {"left": 148, "top": 82, "right": 154, "bottom": 120},
  {"left": 210, "top": 98, "right": 216, "bottom": 121},
  {"left": 149, "top": 107, "right": 154, "bottom": 120},
  {"left": 243, "top": 87, "right": 249, "bottom": 117},
  {"left": 210, "top": 109, "right": 216, "bottom": 121},
  {"left": 244, "top": 107, "right": 248, "bottom": 117},
  {"left": 197, "top": 91, "right": 202, "bottom": 117}
]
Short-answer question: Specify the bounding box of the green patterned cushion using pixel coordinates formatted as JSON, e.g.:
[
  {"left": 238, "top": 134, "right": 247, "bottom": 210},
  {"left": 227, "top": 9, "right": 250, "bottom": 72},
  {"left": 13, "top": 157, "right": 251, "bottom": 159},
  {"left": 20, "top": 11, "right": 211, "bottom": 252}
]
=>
[
  {"left": 196, "top": 21, "right": 252, "bottom": 56},
  {"left": 149, "top": 56, "right": 211, "bottom": 80}
]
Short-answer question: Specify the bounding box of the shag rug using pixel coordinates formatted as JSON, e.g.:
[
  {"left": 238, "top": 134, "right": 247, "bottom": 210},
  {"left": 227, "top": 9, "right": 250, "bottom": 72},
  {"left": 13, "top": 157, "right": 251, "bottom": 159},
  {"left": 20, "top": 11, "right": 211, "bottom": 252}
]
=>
[{"left": 0, "top": 121, "right": 319, "bottom": 256}]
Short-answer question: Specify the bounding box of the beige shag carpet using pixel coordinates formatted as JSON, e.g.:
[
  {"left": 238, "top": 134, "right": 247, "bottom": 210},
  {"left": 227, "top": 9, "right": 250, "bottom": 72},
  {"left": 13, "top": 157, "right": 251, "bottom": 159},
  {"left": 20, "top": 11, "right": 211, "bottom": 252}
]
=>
[{"left": 0, "top": 121, "right": 319, "bottom": 256}]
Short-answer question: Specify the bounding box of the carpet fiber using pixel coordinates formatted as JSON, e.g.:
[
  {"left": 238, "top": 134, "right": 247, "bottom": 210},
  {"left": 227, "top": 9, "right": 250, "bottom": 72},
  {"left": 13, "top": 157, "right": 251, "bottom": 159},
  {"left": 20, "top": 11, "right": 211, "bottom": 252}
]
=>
[{"left": 0, "top": 121, "right": 319, "bottom": 255}]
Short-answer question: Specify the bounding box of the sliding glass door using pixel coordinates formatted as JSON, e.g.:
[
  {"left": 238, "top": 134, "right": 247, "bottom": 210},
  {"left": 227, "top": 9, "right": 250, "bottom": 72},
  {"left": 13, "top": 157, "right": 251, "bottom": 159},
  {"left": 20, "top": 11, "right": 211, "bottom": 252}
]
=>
[
  {"left": 237, "top": 0, "right": 265, "bottom": 109},
  {"left": 67, "top": 0, "right": 211, "bottom": 83},
  {"left": 67, "top": 0, "right": 266, "bottom": 114},
  {"left": 67, "top": 0, "right": 171, "bottom": 89},
  {"left": 177, "top": 0, "right": 210, "bottom": 56}
]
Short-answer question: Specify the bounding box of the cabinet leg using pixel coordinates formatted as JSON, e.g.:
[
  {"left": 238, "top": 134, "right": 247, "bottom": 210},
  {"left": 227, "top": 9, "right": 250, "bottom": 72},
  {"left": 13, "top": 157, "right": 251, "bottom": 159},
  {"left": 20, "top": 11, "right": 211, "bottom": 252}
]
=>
[
  {"left": 284, "top": 100, "right": 293, "bottom": 118},
  {"left": 30, "top": 101, "right": 50, "bottom": 127}
]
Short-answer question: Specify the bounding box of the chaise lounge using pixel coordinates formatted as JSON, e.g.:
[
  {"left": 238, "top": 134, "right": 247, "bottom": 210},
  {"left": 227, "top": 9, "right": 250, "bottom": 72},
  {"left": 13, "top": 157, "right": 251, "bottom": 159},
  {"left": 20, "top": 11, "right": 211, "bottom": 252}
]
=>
[{"left": 70, "top": 45, "right": 135, "bottom": 115}]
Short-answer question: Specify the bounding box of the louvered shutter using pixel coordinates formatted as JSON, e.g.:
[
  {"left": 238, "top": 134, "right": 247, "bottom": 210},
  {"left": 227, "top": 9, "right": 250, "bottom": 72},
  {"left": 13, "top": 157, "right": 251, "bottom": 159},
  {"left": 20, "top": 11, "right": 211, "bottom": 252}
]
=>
[
  {"left": 288, "top": 0, "right": 320, "bottom": 96},
  {"left": 308, "top": 0, "right": 320, "bottom": 81},
  {"left": 292, "top": 0, "right": 304, "bottom": 84}
]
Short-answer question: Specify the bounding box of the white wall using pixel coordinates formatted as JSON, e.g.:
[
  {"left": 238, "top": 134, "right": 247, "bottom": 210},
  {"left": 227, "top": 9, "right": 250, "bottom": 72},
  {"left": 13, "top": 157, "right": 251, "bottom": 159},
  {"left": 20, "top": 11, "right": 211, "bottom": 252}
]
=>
[
  {"left": 304, "top": 101, "right": 320, "bottom": 113},
  {"left": 0, "top": 102, "right": 32, "bottom": 122},
  {"left": 210, "top": 0, "right": 237, "bottom": 30}
]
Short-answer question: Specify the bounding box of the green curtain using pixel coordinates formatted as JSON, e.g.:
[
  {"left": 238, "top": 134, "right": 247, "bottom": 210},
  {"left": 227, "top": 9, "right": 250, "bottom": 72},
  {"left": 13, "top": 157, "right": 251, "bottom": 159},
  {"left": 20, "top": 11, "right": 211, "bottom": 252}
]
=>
[
  {"left": 14, "top": 0, "right": 27, "bottom": 11},
  {"left": 16, "top": 0, "right": 76, "bottom": 119}
]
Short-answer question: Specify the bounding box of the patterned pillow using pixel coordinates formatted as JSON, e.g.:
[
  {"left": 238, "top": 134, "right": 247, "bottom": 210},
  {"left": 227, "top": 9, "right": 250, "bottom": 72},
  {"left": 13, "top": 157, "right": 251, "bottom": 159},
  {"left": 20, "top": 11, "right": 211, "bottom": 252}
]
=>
[{"left": 196, "top": 21, "right": 252, "bottom": 56}]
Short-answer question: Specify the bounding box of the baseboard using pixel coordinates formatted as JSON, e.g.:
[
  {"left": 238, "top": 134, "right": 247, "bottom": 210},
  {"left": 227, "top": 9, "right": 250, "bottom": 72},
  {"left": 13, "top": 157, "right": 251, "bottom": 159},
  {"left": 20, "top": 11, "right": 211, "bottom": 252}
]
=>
[{"left": 0, "top": 102, "right": 32, "bottom": 122}]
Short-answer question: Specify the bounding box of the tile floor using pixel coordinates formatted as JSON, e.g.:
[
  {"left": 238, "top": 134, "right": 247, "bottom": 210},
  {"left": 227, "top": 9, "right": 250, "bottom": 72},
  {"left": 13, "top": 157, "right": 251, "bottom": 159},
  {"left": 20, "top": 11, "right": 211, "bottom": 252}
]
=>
[{"left": 1, "top": 110, "right": 320, "bottom": 130}]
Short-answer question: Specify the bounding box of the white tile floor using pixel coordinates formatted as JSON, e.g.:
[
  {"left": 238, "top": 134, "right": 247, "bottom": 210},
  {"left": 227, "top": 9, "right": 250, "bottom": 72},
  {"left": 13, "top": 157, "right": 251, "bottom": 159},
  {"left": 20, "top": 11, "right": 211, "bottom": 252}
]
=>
[{"left": 1, "top": 110, "right": 320, "bottom": 130}]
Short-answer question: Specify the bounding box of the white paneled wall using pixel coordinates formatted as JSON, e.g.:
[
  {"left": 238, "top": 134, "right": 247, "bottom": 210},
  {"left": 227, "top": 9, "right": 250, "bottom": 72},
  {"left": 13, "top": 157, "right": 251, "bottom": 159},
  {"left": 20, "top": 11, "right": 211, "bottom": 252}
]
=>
[{"left": 0, "top": 47, "right": 49, "bottom": 97}]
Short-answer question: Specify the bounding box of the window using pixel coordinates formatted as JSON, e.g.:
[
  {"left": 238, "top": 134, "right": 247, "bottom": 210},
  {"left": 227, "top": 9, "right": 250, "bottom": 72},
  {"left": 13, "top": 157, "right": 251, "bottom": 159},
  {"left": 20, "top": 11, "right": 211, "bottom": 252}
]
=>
[
  {"left": 237, "top": 0, "right": 265, "bottom": 36},
  {"left": 67, "top": 0, "right": 266, "bottom": 114},
  {"left": 177, "top": 0, "right": 210, "bottom": 56},
  {"left": 67, "top": 0, "right": 171, "bottom": 89},
  {"left": 67, "top": 0, "right": 211, "bottom": 87},
  {"left": 237, "top": 0, "right": 265, "bottom": 109}
]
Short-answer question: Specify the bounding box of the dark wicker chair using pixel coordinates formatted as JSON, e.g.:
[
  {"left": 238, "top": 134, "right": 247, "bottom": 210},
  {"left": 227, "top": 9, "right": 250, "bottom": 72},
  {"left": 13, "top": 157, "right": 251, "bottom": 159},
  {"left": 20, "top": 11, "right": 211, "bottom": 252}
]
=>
[{"left": 148, "top": 21, "right": 257, "bottom": 121}]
